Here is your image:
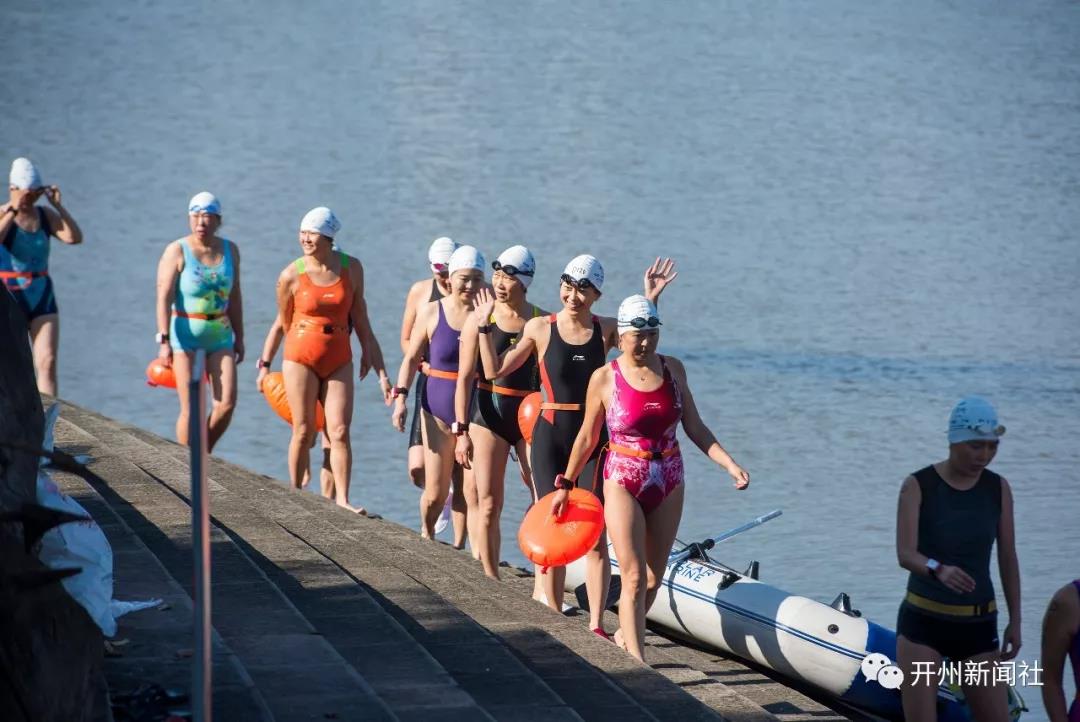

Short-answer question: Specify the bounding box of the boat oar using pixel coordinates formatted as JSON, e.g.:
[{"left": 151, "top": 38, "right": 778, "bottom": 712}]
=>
[{"left": 668, "top": 509, "right": 782, "bottom": 566}]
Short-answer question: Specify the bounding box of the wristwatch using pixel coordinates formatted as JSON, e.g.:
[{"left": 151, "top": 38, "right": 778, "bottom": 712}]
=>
[
  {"left": 391, "top": 386, "right": 409, "bottom": 399},
  {"left": 155, "top": 332, "right": 170, "bottom": 344},
  {"left": 554, "top": 473, "right": 575, "bottom": 491},
  {"left": 926, "top": 558, "right": 941, "bottom": 578},
  {"left": 477, "top": 324, "right": 492, "bottom": 335},
  {"left": 451, "top": 421, "right": 470, "bottom": 436},
  {"left": 256, "top": 358, "right": 271, "bottom": 370}
]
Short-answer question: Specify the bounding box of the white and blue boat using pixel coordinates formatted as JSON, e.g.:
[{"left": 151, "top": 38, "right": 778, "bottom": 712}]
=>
[{"left": 565, "top": 511, "right": 1024, "bottom": 721}]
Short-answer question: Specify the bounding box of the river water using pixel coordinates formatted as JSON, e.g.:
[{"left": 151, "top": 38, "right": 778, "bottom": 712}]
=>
[{"left": 7, "top": 1, "right": 1078, "bottom": 717}]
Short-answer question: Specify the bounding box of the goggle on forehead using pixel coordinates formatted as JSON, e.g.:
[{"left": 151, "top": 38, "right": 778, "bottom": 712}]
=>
[
  {"left": 560, "top": 273, "right": 596, "bottom": 291},
  {"left": 492, "top": 260, "right": 533, "bottom": 277},
  {"left": 624, "top": 316, "right": 661, "bottom": 330}
]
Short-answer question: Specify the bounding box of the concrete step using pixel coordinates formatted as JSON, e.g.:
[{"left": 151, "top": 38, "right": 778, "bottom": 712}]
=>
[{"left": 87, "top": 407, "right": 707, "bottom": 721}]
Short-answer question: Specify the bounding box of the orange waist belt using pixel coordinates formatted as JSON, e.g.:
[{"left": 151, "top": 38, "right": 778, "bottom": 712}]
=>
[
  {"left": 477, "top": 382, "right": 533, "bottom": 398},
  {"left": 290, "top": 319, "right": 347, "bottom": 334},
  {"left": 423, "top": 367, "right": 459, "bottom": 381},
  {"left": 540, "top": 402, "right": 582, "bottom": 411},
  {"left": 0, "top": 270, "right": 48, "bottom": 279},
  {"left": 607, "top": 442, "right": 680, "bottom": 461}
]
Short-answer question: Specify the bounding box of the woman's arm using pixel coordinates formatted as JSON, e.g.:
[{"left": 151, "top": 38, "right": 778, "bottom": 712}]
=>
[
  {"left": 256, "top": 318, "right": 284, "bottom": 391},
  {"left": 473, "top": 290, "right": 539, "bottom": 379},
  {"left": 642, "top": 257, "right": 677, "bottom": 303},
  {"left": 997, "top": 478, "right": 1022, "bottom": 660},
  {"left": 1041, "top": 583, "right": 1079, "bottom": 722},
  {"left": 453, "top": 315, "right": 480, "bottom": 466},
  {"left": 896, "top": 474, "right": 977, "bottom": 595},
  {"left": 43, "top": 186, "right": 83, "bottom": 244},
  {"left": 400, "top": 281, "right": 425, "bottom": 355},
  {"left": 276, "top": 266, "right": 297, "bottom": 333},
  {"left": 227, "top": 242, "right": 244, "bottom": 363},
  {"left": 550, "top": 366, "right": 610, "bottom": 517},
  {"left": 155, "top": 242, "right": 182, "bottom": 364},
  {"left": 349, "top": 259, "right": 388, "bottom": 384},
  {"left": 668, "top": 357, "right": 748, "bottom": 486},
  {"left": 391, "top": 302, "right": 431, "bottom": 432}
]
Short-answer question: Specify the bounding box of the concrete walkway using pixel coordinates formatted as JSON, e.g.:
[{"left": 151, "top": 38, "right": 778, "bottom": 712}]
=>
[{"left": 50, "top": 401, "right": 858, "bottom": 722}]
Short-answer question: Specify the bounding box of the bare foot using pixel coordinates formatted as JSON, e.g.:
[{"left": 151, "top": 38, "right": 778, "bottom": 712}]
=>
[
  {"left": 613, "top": 628, "right": 628, "bottom": 651},
  {"left": 338, "top": 502, "right": 367, "bottom": 515}
]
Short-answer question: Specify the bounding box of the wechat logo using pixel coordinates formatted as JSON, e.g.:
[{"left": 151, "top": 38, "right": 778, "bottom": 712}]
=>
[{"left": 861, "top": 652, "right": 905, "bottom": 690}]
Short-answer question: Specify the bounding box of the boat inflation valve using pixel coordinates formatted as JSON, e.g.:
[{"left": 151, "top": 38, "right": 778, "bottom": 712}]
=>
[{"left": 743, "top": 561, "right": 760, "bottom": 579}]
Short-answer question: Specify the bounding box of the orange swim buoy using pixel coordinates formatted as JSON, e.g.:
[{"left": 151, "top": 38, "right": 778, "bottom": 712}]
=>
[
  {"left": 260, "top": 371, "right": 325, "bottom": 431},
  {"left": 518, "top": 488, "right": 605, "bottom": 571},
  {"left": 145, "top": 359, "right": 177, "bottom": 389},
  {"left": 517, "top": 391, "right": 542, "bottom": 445}
]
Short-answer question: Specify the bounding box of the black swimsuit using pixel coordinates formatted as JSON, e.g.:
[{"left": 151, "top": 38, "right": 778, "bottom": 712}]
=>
[
  {"left": 470, "top": 307, "right": 540, "bottom": 444},
  {"left": 530, "top": 314, "right": 608, "bottom": 501},
  {"left": 409, "top": 279, "right": 443, "bottom": 447}
]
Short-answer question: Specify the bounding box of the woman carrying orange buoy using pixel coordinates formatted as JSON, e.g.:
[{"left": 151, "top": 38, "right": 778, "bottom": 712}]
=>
[
  {"left": 552, "top": 294, "right": 750, "bottom": 662},
  {"left": 453, "top": 245, "right": 545, "bottom": 579},
  {"left": 473, "top": 256, "right": 677, "bottom": 638},
  {"left": 154, "top": 192, "right": 244, "bottom": 451},
  {"left": 276, "top": 207, "right": 390, "bottom": 513}
]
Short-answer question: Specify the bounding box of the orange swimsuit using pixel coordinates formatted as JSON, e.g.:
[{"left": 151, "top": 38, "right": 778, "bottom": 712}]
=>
[{"left": 284, "top": 253, "right": 353, "bottom": 379}]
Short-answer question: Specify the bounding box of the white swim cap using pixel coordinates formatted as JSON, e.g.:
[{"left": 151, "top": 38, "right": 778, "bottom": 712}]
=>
[
  {"left": 948, "top": 396, "right": 1006, "bottom": 444},
  {"left": 10, "top": 158, "right": 42, "bottom": 190},
  {"left": 562, "top": 254, "right": 604, "bottom": 292},
  {"left": 448, "top": 245, "right": 485, "bottom": 275},
  {"left": 428, "top": 236, "right": 460, "bottom": 268},
  {"left": 188, "top": 191, "right": 221, "bottom": 215},
  {"left": 493, "top": 245, "right": 536, "bottom": 289},
  {"left": 300, "top": 206, "right": 341, "bottom": 239},
  {"left": 617, "top": 295, "right": 662, "bottom": 334}
]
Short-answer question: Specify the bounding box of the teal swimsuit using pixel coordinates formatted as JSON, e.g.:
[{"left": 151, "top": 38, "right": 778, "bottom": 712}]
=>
[
  {"left": 170, "top": 238, "right": 235, "bottom": 353},
  {"left": 0, "top": 207, "right": 59, "bottom": 320}
]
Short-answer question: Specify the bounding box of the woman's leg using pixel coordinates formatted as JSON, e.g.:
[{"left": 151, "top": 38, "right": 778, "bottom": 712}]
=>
[
  {"left": 896, "top": 634, "right": 944, "bottom": 721},
  {"left": 323, "top": 361, "right": 363, "bottom": 513},
  {"left": 462, "top": 460, "right": 481, "bottom": 559},
  {"left": 419, "top": 411, "right": 454, "bottom": 539},
  {"left": 282, "top": 360, "right": 319, "bottom": 490},
  {"left": 171, "top": 350, "right": 194, "bottom": 445},
  {"left": 29, "top": 313, "right": 59, "bottom": 396},
  {"left": 960, "top": 650, "right": 1010, "bottom": 722},
  {"left": 205, "top": 349, "right": 237, "bottom": 452},
  {"left": 470, "top": 425, "right": 510, "bottom": 578},
  {"left": 319, "top": 430, "right": 334, "bottom": 498},
  {"left": 451, "top": 462, "right": 468, "bottom": 550},
  {"left": 642, "top": 483, "right": 684, "bottom": 613},
  {"left": 604, "top": 477, "right": 648, "bottom": 660}
]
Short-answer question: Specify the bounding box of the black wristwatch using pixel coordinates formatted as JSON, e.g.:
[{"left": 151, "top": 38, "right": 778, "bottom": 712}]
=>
[
  {"left": 155, "top": 332, "right": 170, "bottom": 344},
  {"left": 554, "top": 473, "right": 575, "bottom": 491},
  {"left": 477, "top": 324, "right": 492, "bottom": 335},
  {"left": 256, "top": 358, "right": 271, "bottom": 370},
  {"left": 391, "top": 386, "right": 409, "bottom": 399},
  {"left": 451, "top": 421, "right": 470, "bottom": 436}
]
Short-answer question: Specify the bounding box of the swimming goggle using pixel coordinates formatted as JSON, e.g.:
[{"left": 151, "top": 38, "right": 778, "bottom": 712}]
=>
[
  {"left": 492, "top": 260, "right": 533, "bottom": 277},
  {"left": 430, "top": 262, "right": 449, "bottom": 275},
  {"left": 624, "top": 316, "right": 661, "bottom": 329},
  {"left": 560, "top": 273, "right": 597, "bottom": 292},
  {"left": 961, "top": 424, "right": 1006, "bottom": 437}
]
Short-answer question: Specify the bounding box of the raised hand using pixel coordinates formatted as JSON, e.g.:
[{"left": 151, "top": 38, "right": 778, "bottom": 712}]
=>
[
  {"left": 43, "top": 185, "right": 62, "bottom": 208},
  {"left": 472, "top": 287, "right": 495, "bottom": 326},
  {"left": 643, "top": 257, "right": 678, "bottom": 302}
]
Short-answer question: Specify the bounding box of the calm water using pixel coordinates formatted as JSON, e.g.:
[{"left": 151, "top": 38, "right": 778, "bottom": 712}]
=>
[{"left": 8, "top": 1, "right": 1079, "bottom": 717}]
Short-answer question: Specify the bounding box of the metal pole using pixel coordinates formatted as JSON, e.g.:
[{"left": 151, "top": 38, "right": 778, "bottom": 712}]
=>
[
  {"left": 189, "top": 350, "right": 212, "bottom": 721},
  {"left": 668, "top": 509, "right": 783, "bottom": 565}
]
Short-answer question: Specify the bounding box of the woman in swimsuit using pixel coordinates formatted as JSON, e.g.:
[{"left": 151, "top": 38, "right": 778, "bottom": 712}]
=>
[
  {"left": 399, "top": 237, "right": 458, "bottom": 489},
  {"left": 391, "top": 245, "right": 485, "bottom": 544},
  {"left": 1, "top": 157, "right": 83, "bottom": 396},
  {"left": 155, "top": 192, "right": 243, "bottom": 451},
  {"left": 454, "top": 245, "right": 544, "bottom": 579},
  {"left": 895, "top": 396, "right": 1020, "bottom": 722},
  {"left": 552, "top": 294, "right": 749, "bottom": 661},
  {"left": 1043, "top": 579, "right": 1080, "bottom": 722},
  {"left": 474, "top": 256, "right": 677, "bottom": 637},
  {"left": 276, "top": 207, "right": 389, "bottom": 512}
]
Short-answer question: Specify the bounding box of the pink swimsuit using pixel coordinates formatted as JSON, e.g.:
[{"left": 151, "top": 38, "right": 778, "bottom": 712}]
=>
[{"left": 603, "top": 356, "right": 684, "bottom": 514}]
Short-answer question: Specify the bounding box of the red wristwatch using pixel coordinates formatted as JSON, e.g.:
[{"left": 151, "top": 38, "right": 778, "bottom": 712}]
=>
[{"left": 554, "top": 474, "right": 575, "bottom": 491}]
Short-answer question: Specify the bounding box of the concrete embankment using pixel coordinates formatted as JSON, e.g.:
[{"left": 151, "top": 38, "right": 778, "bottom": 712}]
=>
[{"left": 51, "top": 400, "right": 859, "bottom": 721}]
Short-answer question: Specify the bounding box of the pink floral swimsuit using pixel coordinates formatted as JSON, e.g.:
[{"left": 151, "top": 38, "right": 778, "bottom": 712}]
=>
[{"left": 603, "top": 356, "right": 684, "bottom": 514}]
